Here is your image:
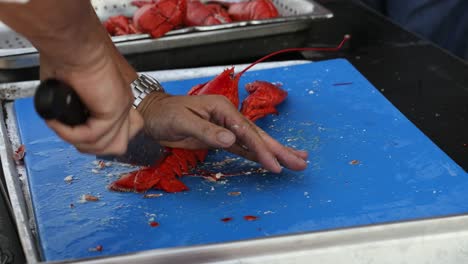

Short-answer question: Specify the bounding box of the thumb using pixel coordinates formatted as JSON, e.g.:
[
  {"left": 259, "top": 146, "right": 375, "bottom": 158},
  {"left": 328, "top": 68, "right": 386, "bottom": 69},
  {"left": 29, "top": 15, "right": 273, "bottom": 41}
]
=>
[{"left": 181, "top": 117, "right": 236, "bottom": 148}]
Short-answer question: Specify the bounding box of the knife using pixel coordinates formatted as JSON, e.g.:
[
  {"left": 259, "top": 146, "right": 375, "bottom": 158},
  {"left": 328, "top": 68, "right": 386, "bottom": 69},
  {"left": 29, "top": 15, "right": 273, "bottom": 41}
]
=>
[{"left": 33, "top": 78, "right": 167, "bottom": 167}]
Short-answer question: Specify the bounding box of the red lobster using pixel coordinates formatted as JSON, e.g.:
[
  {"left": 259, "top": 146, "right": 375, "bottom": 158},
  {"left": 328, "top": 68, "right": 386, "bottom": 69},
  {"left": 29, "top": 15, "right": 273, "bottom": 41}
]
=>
[
  {"left": 103, "top": 15, "right": 141, "bottom": 36},
  {"left": 185, "top": 0, "right": 232, "bottom": 26},
  {"left": 225, "top": 0, "right": 279, "bottom": 21},
  {"left": 132, "top": 0, "right": 186, "bottom": 38},
  {"left": 103, "top": 0, "right": 187, "bottom": 38},
  {"left": 108, "top": 35, "right": 351, "bottom": 193},
  {"left": 240, "top": 81, "right": 287, "bottom": 121}
]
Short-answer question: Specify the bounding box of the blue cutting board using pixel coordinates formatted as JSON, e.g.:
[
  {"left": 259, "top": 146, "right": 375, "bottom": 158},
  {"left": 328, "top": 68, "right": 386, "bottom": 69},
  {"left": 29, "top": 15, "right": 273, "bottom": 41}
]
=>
[{"left": 14, "top": 59, "right": 467, "bottom": 261}]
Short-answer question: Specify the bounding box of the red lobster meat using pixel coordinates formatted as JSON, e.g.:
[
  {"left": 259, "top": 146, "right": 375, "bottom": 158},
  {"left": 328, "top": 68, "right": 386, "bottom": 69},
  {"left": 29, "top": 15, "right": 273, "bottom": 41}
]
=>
[
  {"left": 132, "top": 0, "right": 186, "bottom": 38},
  {"left": 102, "top": 0, "right": 186, "bottom": 38},
  {"left": 226, "top": 0, "right": 279, "bottom": 21},
  {"left": 108, "top": 35, "right": 351, "bottom": 193},
  {"left": 185, "top": 0, "right": 232, "bottom": 26},
  {"left": 240, "top": 81, "right": 287, "bottom": 122},
  {"left": 103, "top": 15, "right": 140, "bottom": 36}
]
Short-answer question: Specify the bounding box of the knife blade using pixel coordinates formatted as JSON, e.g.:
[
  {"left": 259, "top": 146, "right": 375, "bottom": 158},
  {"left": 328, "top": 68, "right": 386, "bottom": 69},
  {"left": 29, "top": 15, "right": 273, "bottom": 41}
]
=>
[{"left": 33, "top": 78, "right": 166, "bottom": 167}]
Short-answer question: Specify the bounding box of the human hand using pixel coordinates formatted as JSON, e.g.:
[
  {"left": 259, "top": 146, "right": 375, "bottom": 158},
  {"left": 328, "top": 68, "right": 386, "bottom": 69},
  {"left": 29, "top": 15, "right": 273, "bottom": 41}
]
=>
[
  {"left": 137, "top": 93, "right": 308, "bottom": 173},
  {"left": 39, "top": 48, "right": 144, "bottom": 155},
  {"left": 0, "top": 0, "right": 145, "bottom": 155}
]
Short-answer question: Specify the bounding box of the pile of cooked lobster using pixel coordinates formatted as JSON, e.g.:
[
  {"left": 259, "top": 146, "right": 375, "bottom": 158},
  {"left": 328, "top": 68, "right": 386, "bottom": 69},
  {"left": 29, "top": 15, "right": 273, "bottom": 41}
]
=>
[{"left": 103, "top": 0, "right": 280, "bottom": 38}]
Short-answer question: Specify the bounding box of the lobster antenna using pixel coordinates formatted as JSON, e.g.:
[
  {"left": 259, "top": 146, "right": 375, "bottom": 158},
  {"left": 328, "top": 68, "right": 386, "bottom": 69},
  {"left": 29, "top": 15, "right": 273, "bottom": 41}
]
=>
[{"left": 237, "top": 34, "right": 351, "bottom": 77}]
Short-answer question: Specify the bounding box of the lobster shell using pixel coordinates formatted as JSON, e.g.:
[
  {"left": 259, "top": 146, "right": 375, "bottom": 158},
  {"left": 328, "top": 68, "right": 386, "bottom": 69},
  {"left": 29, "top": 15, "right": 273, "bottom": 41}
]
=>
[
  {"left": 240, "top": 81, "right": 287, "bottom": 121},
  {"left": 185, "top": 0, "right": 232, "bottom": 26},
  {"left": 228, "top": 0, "right": 279, "bottom": 21},
  {"left": 103, "top": 15, "right": 140, "bottom": 36},
  {"left": 132, "top": 0, "right": 187, "bottom": 38}
]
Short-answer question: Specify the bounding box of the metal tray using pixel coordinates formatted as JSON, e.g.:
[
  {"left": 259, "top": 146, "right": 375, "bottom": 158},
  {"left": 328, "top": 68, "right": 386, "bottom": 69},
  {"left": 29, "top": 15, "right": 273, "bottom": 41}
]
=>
[
  {"left": 2, "top": 62, "right": 468, "bottom": 263},
  {"left": 0, "top": 0, "right": 332, "bottom": 69}
]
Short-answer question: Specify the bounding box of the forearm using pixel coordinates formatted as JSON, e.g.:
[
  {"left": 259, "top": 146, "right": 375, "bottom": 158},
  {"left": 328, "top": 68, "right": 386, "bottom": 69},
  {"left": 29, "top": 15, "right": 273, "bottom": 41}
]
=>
[
  {"left": 0, "top": 1, "right": 100, "bottom": 61},
  {"left": 0, "top": 0, "right": 137, "bottom": 82}
]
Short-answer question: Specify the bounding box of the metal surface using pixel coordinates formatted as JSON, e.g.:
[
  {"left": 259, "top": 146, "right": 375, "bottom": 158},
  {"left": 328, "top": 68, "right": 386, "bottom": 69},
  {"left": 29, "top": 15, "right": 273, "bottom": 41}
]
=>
[
  {"left": 0, "top": 103, "right": 41, "bottom": 263},
  {"left": 3, "top": 60, "right": 463, "bottom": 263},
  {"left": 0, "top": 23, "right": 310, "bottom": 70},
  {"left": 0, "top": 0, "right": 332, "bottom": 69},
  {"left": 70, "top": 214, "right": 468, "bottom": 264},
  {"left": 93, "top": 0, "right": 331, "bottom": 36},
  {"left": 0, "top": 172, "right": 26, "bottom": 264}
]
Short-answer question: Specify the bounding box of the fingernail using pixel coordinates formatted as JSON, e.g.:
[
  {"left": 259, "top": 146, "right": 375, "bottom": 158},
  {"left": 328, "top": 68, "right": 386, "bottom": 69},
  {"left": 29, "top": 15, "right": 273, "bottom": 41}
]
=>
[
  {"left": 275, "top": 159, "right": 282, "bottom": 172},
  {"left": 298, "top": 150, "right": 308, "bottom": 157},
  {"left": 217, "top": 131, "right": 235, "bottom": 145}
]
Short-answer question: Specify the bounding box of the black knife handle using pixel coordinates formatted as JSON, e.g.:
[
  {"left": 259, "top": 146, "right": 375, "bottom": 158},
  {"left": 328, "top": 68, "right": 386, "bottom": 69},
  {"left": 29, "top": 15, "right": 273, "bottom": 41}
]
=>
[{"left": 34, "top": 79, "right": 89, "bottom": 126}]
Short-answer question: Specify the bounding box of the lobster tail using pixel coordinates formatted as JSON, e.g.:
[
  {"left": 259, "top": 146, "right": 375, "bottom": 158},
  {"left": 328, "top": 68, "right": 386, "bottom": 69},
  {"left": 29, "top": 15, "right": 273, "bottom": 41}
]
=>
[{"left": 108, "top": 148, "right": 209, "bottom": 193}]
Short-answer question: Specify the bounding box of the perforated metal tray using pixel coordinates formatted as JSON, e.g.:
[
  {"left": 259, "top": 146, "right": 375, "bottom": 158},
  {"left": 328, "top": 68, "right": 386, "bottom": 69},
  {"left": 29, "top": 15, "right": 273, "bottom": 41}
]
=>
[{"left": 0, "top": 0, "right": 332, "bottom": 69}]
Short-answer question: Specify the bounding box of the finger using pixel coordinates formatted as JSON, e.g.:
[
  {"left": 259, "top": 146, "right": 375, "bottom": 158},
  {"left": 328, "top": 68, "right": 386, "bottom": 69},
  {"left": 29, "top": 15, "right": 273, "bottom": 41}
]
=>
[
  {"left": 72, "top": 117, "right": 128, "bottom": 154},
  {"left": 207, "top": 100, "right": 282, "bottom": 172},
  {"left": 75, "top": 134, "right": 126, "bottom": 154},
  {"left": 47, "top": 110, "right": 129, "bottom": 154},
  {"left": 177, "top": 115, "right": 237, "bottom": 149},
  {"left": 276, "top": 147, "right": 308, "bottom": 171},
  {"left": 249, "top": 123, "right": 308, "bottom": 160},
  {"left": 285, "top": 147, "right": 309, "bottom": 160},
  {"left": 46, "top": 95, "right": 132, "bottom": 147},
  {"left": 254, "top": 128, "right": 308, "bottom": 171},
  {"left": 226, "top": 129, "right": 308, "bottom": 170},
  {"left": 160, "top": 138, "right": 208, "bottom": 149},
  {"left": 47, "top": 117, "right": 118, "bottom": 145},
  {"left": 226, "top": 119, "right": 282, "bottom": 173},
  {"left": 80, "top": 128, "right": 127, "bottom": 154},
  {"left": 244, "top": 119, "right": 308, "bottom": 170},
  {"left": 225, "top": 142, "right": 258, "bottom": 162}
]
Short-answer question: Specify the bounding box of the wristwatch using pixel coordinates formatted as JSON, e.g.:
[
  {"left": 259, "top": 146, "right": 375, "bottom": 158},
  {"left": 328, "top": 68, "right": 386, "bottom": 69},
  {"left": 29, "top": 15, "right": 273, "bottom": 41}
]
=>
[{"left": 131, "top": 74, "right": 165, "bottom": 108}]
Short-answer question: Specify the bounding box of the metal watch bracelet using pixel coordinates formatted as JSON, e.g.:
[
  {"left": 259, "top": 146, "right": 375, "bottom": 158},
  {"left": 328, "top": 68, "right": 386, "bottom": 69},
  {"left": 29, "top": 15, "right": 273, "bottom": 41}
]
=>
[{"left": 131, "top": 74, "right": 165, "bottom": 109}]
